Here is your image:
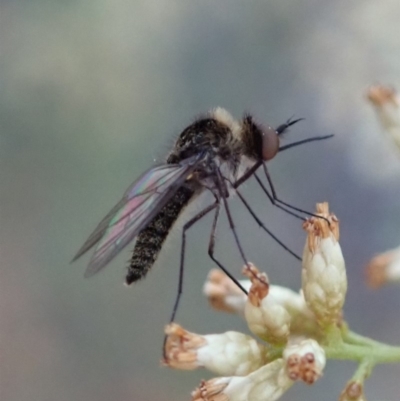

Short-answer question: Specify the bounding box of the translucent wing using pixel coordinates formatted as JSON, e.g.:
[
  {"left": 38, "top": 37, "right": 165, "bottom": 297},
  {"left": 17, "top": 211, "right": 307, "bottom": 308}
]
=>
[{"left": 72, "top": 154, "right": 202, "bottom": 277}]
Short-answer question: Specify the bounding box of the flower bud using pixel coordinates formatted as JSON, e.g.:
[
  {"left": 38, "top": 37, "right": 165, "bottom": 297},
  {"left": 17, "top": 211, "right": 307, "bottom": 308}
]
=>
[
  {"left": 203, "top": 269, "right": 250, "bottom": 315},
  {"left": 191, "top": 359, "right": 293, "bottom": 401},
  {"left": 163, "top": 323, "right": 266, "bottom": 376},
  {"left": 339, "top": 381, "right": 366, "bottom": 401},
  {"left": 365, "top": 247, "right": 400, "bottom": 288},
  {"left": 367, "top": 85, "right": 400, "bottom": 151},
  {"left": 204, "top": 269, "right": 318, "bottom": 338},
  {"left": 302, "top": 203, "right": 347, "bottom": 326},
  {"left": 266, "top": 287, "right": 318, "bottom": 337},
  {"left": 283, "top": 338, "right": 326, "bottom": 384},
  {"left": 243, "top": 263, "right": 291, "bottom": 345}
]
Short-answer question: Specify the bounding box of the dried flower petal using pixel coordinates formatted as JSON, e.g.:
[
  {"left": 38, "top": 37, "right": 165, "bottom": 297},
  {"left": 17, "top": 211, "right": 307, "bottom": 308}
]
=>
[
  {"left": 339, "top": 380, "right": 366, "bottom": 401},
  {"left": 302, "top": 203, "right": 347, "bottom": 326},
  {"left": 367, "top": 85, "right": 400, "bottom": 151},
  {"left": 163, "top": 323, "right": 266, "bottom": 376},
  {"left": 365, "top": 247, "right": 400, "bottom": 288},
  {"left": 191, "top": 359, "right": 293, "bottom": 401},
  {"left": 283, "top": 338, "right": 326, "bottom": 384},
  {"left": 203, "top": 269, "right": 250, "bottom": 315}
]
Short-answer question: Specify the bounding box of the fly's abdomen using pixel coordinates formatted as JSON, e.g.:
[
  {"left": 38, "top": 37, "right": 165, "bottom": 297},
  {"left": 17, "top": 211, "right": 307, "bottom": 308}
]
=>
[{"left": 126, "top": 186, "right": 195, "bottom": 285}]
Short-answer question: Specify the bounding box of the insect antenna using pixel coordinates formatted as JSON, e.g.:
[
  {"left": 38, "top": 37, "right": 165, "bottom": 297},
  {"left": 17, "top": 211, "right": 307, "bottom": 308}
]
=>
[
  {"left": 275, "top": 117, "right": 304, "bottom": 135},
  {"left": 278, "top": 134, "right": 334, "bottom": 152}
]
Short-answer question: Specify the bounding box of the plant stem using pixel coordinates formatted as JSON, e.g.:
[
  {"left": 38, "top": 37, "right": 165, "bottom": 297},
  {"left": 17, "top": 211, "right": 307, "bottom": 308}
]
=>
[
  {"left": 324, "top": 340, "right": 400, "bottom": 364},
  {"left": 343, "top": 330, "right": 392, "bottom": 348}
]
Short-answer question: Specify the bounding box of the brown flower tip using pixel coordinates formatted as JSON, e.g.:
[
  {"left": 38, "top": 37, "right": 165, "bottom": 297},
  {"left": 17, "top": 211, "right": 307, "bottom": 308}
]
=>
[
  {"left": 365, "top": 249, "right": 399, "bottom": 288},
  {"left": 302, "top": 202, "right": 339, "bottom": 252},
  {"left": 203, "top": 269, "right": 245, "bottom": 313},
  {"left": 163, "top": 323, "right": 206, "bottom": 370},
  {"left": 286, "top": 352, "right": 320, "bottom": 384},
  {"left": 191, "top": 379, "right": 229, "bottom": 401},
  {"left": 367, "top": 85, "right": 398, "bottom": 107},
  {"left": 242, "top": 263, "right": 269, "bottom": 306},
  {"left": 339, "top": 381, "right": 364, "bottom": 401}
]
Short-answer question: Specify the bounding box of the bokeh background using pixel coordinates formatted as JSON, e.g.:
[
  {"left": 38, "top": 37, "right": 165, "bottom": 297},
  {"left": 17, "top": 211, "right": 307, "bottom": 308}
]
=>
[{"left": 2, "top": 1, "right": 400, "bottom": 400}]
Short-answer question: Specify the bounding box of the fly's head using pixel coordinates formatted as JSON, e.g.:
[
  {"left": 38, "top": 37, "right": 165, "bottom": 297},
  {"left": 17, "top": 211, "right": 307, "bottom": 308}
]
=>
[{"left": 241, "top": 114, "right": 280, "bottom": 163}]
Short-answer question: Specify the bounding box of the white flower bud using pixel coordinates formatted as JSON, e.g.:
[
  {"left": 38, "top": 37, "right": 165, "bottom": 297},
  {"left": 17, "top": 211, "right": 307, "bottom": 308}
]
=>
[
  {"left": 339, "top": 381, "right": 366, "bottom": 401},
  {"left": 243, "top": 264, "right": 291, "bottom": 345},
  {"left": 283, "top": 338, "right": 326, "bottom": 384},
  {"left": 367, "top": 85, "right": 400, "bottom": 151},
  {"left": 191, "top": 359, "right": 293, "bottom": 401},
  {"left": 204, "top": 269, "right": 318, "bottom": 337},
  {"left": 365, "top": 246, "right": 400, "bottom": 288},
  {"left": 302, "top": 203, "right": 347, "bottom": 326},
  {"left": 203, "top": 269, "right": 250, "bottom": 315},
  {"left": 163, "top": 323, "right": 266, "bottom": 376},
  {"left": 267, "top": 287, "right": 318, "bottom": 337}
]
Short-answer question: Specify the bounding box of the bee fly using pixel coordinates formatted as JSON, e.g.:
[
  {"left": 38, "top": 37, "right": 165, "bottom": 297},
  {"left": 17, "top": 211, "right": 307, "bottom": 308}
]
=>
[{"left": 72, "top": 108, "right": 332, "bottom": 321}]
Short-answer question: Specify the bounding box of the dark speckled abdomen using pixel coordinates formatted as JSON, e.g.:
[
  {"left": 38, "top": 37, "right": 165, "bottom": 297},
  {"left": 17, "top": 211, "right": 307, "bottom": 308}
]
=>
[{"left": 126, "top": 186, "right": 195, "bottom": 285}]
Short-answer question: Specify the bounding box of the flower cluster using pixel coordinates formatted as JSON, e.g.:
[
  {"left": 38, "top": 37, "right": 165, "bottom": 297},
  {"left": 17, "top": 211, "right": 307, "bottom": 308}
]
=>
[{"left": 163, "top": 203, "right": 351, "bottom": 401}]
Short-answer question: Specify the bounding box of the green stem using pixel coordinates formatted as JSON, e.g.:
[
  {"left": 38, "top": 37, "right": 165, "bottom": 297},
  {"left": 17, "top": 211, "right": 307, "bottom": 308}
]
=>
[
  {"left": 343, "top": 330, "right": 392, "bottom": 348},
  {"left": 264, "top": 327, "right": 400, "bottom": 367},
  {"left": 352, "top": 359, "right": 374, "bottom": 382},
  {"left": 323, "top": 323, "right": 343, "bottom": 346},
  {"left": 324, "top": 341, "right": 400, "bottom": 364}
]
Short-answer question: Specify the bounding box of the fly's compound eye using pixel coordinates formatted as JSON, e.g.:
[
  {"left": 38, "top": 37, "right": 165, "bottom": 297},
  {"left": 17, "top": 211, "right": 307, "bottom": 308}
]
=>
[{"left": 261, "top": 126, "right": 279, "bottom": 161}]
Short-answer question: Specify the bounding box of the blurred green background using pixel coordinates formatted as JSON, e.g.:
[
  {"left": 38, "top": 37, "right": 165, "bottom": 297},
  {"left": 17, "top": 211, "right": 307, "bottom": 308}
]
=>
[{"left": 2, "top": 1, "right": 400, "bottom": 400}]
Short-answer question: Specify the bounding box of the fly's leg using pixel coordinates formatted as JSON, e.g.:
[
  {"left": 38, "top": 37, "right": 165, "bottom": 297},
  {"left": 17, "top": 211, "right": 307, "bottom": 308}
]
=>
[
  {"left": 226, "top": 173, "right": 302, "bottom": 261},
  {"left": 169, "top": 202, "right": 218, "bottom": 324},
  {"left": 233, "top": 187, "right": 301, "bottom": 261},
  {"left": 207, "top": 200, "right": 248, "bottom": 294},
  {"left": 252, "top": 174, "right": 307, "bottom": 221},
  {"left": 163, "top": 199, "right": 246, "bottom": 359},
  {"left": 215, "top": 168, "right": 252, "bottom": 270},
  {"left": 232, "top": 164, "right": 306, "bottom": 221},
  {"left": 258, "top": 163, "right": 330, "bottom": 223}
]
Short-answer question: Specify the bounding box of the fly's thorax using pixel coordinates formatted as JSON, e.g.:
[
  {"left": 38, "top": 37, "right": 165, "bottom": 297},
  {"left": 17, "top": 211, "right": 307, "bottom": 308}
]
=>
[
  {"left": 167, "top": 112, "right": 241, "bottom": 164},
  {"left": 191, "top": 154, "right": 253, "bottom": 199}
]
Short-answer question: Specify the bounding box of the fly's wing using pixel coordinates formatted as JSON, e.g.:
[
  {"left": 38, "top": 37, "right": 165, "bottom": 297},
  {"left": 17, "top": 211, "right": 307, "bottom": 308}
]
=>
[{"left": 72, "top": 154, "right": 202, "bottom": 277}]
